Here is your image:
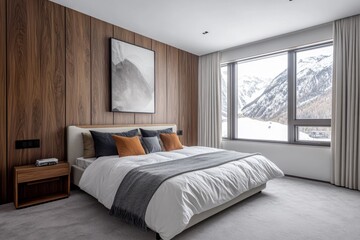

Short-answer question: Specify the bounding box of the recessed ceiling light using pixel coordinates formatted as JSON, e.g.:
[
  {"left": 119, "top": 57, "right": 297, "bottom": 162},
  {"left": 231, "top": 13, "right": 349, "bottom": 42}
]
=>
[{"left": 202, "top": 31, "right": 209, "bottom": 35}]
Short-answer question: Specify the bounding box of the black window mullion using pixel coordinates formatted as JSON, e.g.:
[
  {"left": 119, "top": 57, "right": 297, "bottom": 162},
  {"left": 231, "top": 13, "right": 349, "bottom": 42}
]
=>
[
  {"left": 293, "top": 119, "right": 331, "bottom": 126},
  {"left": 233, "top": 64, "right": 238, "bottom": 139},
  {"left": 288, "top": 51, "right": 296, "bottom": 143},
  {"left": 228, "top": 63, "right": 237, "bottom": 140},
  {"left": 226, "top": 64, "right": 231, "bottom": 139}
]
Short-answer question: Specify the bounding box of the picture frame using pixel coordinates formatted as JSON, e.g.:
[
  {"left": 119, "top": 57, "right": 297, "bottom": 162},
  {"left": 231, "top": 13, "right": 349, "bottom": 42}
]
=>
[{"left": 110, "top": 38, "right": 155, "bottom": 113}]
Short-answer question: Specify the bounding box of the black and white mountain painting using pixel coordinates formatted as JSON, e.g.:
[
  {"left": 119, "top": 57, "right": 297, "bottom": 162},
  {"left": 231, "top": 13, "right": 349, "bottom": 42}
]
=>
[{"left": 111, "top": 39, "right": 154, "bottom": 113}]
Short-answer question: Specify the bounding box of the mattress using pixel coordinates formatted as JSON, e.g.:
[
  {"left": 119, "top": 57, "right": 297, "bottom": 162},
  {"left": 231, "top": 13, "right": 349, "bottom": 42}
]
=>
[{"left": 76, "top": 157, "right": 96, "bottom": 169}]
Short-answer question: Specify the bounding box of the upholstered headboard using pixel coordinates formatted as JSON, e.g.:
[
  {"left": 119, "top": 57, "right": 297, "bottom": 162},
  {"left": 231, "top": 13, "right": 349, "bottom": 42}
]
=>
[{"left": 66, "top": 124, "right": 177, "bottom": 166}]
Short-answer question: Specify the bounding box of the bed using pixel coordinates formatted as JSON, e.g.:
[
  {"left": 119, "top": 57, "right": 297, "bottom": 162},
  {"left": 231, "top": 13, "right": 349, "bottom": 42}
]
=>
[{"left": 67, "top": 124, "right": 284, "bottom": 240}]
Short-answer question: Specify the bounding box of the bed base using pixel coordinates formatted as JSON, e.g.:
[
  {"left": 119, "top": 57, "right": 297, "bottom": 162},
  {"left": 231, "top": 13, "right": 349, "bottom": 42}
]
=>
[
  {"left": 154, "top": 183, "right": 265, "bottom": 239},
  {"left": 71, "top": 165, "right": 84, "bottom": 186},
  {"left": 185, "top": 183, "right": 265, "bottom": 229}
]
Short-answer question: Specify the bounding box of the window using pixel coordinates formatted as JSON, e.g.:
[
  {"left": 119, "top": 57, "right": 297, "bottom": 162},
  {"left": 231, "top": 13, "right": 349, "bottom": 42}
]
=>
[
  {"left": 297, "top": 127, "right": 331, "bottom": 142},
  {"left": 236, "top": 54, "right": 288, "bottom": 141},
  {"left": 293, "top": 45, "right": 333, "bottom": 143},
  {"left": 222, "top": 43, "right": 333, "bottom": 145}
]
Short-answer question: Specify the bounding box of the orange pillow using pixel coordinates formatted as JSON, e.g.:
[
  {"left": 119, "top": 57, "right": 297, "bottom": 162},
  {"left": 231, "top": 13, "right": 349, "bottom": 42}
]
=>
[
  {"left": 112, "top": 135, "right": 145, "bottom": 157},
  {"left": 159, "top": 133, "right": 183, "bottom": 151}
]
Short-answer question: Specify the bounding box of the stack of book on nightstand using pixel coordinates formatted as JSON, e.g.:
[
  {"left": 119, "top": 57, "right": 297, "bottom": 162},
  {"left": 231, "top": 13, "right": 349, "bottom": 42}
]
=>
[{"left": 35, "top": 158, "right": 58, "bottom": 167}]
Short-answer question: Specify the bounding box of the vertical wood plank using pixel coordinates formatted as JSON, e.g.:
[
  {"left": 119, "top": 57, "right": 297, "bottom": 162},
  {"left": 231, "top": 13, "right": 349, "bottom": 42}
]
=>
[
  {"left": 134, "top": 33, "right": 153, "bottom": 124},
  {"left": 40, "top": 0, "right": 65, "bottom": 160},
  {"left": 135, "top": 33, "right": 152, "bottom": 49},
  {"left": 166, "top": 46, "right": 179, "bottom": 126},
  {"left": 113, "top": 26, "right": 135, "bottom": 124},
  {"left": 178, "top": 51, "right": 189, "bottom": 145},
  {"left": 91, "top": 18, "right": 113, "bottom": 124},
  {"left": 151, "top": 40, "right": 167, "bottom": 124},
  {"left": 190, "top": 54, "right": 199, "bottom": 146},
  {"left": 65, "top": 9, "right": 91, "bottom": 125},
  {"left": 0, "top": 0, "right": 6, "bottom": 203},
  {"left": 7, "top": 0, "right": 42, "bottom": 199},
  {"left": 113, "top": 26, "right": 135, "bottom": 44}
]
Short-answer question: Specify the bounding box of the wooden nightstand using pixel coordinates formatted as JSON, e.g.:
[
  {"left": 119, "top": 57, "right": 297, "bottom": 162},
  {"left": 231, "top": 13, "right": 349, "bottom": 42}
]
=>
[{"left": 14, "top": 162, "right": 70, "bottom": 208}]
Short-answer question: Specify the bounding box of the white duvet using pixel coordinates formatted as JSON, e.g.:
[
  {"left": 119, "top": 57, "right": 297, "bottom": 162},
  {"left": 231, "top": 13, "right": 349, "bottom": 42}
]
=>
[{"left": 79, "top": 146, "right": 284, "bottom": 240}]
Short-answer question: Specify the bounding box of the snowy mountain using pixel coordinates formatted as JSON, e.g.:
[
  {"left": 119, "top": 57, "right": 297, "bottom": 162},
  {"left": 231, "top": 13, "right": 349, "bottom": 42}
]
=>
[
  {"left": 238, "top": 76, "right": 271, "bottom": 109},
  {"left": 221, "top": 75, "right": 270, "bottom": 117},
  {"left": 240, "top": 54, "right": 333, "bottom": 121},
  {"left": 240, "top": 70, "right": 288, "bottom": 120}
]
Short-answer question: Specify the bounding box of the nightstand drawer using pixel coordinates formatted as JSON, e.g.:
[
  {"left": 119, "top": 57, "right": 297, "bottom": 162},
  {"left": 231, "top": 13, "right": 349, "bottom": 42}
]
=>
[{"left": 17, "top": 167, "right": 69, "bottom": 183}]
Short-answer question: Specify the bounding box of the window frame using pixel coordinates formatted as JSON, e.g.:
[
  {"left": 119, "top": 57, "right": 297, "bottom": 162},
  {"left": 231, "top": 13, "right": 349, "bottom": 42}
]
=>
[
  {"left": 221, "top": 42, "right": 333, "bottom": 146},
  {"left": 220, "top": 65, "right": 231, "bottom": 139}
]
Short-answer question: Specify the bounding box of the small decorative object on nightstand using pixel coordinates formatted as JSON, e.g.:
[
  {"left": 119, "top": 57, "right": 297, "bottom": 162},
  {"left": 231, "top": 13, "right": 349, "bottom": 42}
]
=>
[
  {"left": 35, "top": 158, "right": 59, "bottom": 167},
  {"left": 14, "top": 161, "right": 70, "bottom": 209}
]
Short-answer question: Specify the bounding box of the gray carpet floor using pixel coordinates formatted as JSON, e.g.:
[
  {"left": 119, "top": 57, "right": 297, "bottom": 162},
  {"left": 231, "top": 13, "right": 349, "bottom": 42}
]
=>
[{"left": 1, "top": 177, "right": 360, "bottom": 240}]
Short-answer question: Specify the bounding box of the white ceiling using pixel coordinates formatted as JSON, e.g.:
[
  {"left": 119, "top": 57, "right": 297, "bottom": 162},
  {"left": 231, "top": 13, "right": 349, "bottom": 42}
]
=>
[{"left": 50, "top": 0, "right": 360, "bottom": 56}]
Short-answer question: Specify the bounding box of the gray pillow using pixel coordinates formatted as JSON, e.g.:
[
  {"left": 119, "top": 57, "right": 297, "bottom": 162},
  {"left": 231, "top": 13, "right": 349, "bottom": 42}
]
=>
[
  {"left": 142, "top": 136, "right": 162, "bottom": 153},
  {"left": 139, "top": 128, "right": 173, "bottom": 137},
  {"left": 90, "top": 129, "right": 139, "bottom": 158}
]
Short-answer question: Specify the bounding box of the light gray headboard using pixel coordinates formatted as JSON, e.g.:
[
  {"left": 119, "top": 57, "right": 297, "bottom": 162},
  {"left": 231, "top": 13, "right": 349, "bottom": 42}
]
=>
[{"left": 66, "top": 124, "right": 177, "bottom": 166}]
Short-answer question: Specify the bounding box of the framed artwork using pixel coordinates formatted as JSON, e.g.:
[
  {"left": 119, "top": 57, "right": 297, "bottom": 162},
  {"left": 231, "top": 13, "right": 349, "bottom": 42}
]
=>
[{"left": 110, "top": 38, "right": 155, "bottom": 113}]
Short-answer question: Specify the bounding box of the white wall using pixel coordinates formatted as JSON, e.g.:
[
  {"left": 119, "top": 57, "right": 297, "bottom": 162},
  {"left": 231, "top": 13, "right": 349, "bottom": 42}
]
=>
[
  {"left": 221, "top": 22, "right": 333, "bottom": 63},
  {"left": 220, "top": 22, "right": 334, "bottom": 182},
  {"left": 222, "top": 140, "right": 332, "bottom": 182}
]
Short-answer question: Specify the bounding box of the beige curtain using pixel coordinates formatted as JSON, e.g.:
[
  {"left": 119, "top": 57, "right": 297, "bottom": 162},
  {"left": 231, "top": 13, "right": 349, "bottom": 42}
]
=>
[
  {"left": 198, "top": 52, "right": 221, "bottom": 148},
  {"left": 332, "top": 15, "right": 360, "bottom": 190}
]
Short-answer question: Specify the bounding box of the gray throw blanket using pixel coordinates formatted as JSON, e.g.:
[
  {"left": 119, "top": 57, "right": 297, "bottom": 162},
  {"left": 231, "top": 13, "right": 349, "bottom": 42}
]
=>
[{"left": 109, "top": 150, "right": 259, "bottom": 229}]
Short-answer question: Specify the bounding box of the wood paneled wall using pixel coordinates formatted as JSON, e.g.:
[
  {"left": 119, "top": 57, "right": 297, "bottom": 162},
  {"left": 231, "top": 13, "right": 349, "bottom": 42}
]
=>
[
  {"left": 0, "top": 0, "right": 6, "bottom": 203},
  {"left": 6, "top": 0, "right": 66, "bottom": 204},
  {"left": 0, "top": 0, "right": 198, "bottom": 204}
]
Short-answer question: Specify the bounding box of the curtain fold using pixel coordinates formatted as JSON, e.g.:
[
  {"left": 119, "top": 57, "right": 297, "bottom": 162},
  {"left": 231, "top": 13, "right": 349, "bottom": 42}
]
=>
[
  {"left": 332, "top": 14, "right": 360, "bottom": 190},
  {"left": 198, "top": 52, "right": 221, "bottom": 148}
]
